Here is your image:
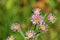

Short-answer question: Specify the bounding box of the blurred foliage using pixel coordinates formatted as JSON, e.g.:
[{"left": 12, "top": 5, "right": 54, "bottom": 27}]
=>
[{"left": 0, "top": 0, "right": 60, "bottom": 40}]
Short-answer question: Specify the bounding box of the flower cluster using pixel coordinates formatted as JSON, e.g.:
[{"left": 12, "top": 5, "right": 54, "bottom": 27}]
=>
[
  {"left": 6, "top": 8, "right": 56, "bottom": 40},
  {"left": 31, "top": 8, "right": 56, "bottom": 32}
]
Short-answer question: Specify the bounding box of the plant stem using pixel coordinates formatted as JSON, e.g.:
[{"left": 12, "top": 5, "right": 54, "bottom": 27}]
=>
[
  {"left": 43, "top": 13, "right": 48, "bottom": 19},
  {"left": 35, "top": 34, "right": 40, "bottom": 40},
  {"left": 20, "top": 30, "right": 27, "bottom": 40},
  {"left": 34, "top": 24, "right": 36, "bottom": 30}
]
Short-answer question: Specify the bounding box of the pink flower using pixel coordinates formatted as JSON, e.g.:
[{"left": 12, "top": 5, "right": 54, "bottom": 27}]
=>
[
  {"left": 7, "top": 36, "right": 15, "bottom": 40},
  {"left": 32, "top": 8, "right": 41, "bottom": 15},
  {"left": 31, "top": 14, "right": 43, "bottom": 25},
  {"left": 48, "top": 13, "right": 56, "bottom": 23},
  {"left": 39, "top": 23, "right": 48, "bottom": 32},
  {"left": 26, "top": 30, "right": 35, "bottom": 39},
  {"left": 11, "top": 23, "right": 20, "bottom": 32}
]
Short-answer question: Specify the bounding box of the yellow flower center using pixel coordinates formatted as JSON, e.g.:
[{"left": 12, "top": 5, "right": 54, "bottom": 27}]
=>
[
  {"left": 14, "top": 25, "right": 19, "bottom": 30},
  {"left": 35, "top": 11, "right": 39, "bottom": 14},
  {"left": 34, "top": 16, "right": 40, "bottom": 22},
  {"left": 50, "top": 16, "right": 55, "bottom": 21},
  {"left": 40, "top": 25, "right": 45, "bottom": 30},
  {"left": 9, "top": 37, "right": 14, "bottom": 40},
  {"left": 28, "top": 33, "right": 33, "bottom": 38}
]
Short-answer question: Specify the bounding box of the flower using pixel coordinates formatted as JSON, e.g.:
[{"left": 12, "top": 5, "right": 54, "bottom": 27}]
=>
[
  {"left": 7, "top": 36, "right": 15, "bottom": 40},
  {"left": 32, "top": 8, "right": 41, "bottom": 15},
  {"left": 26, "top": 30, "right": 35, "bottom": 39},
  {"left": 39, "top": 23, "right": 48, "bottom": 32},
  {"left": 48, "top": 13, "right": 56, "bottom": 23},
  {"left": 31, "top": 14, "right": 43, "bottom": 25},
  {"left": 11, "top": 23, "right": 20, "bottom": 32}
]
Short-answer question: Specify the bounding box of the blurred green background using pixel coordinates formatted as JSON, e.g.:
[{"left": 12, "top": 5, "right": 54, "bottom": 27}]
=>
[{"left": 0, "top": 0, "right": 60, "bottom": 40}]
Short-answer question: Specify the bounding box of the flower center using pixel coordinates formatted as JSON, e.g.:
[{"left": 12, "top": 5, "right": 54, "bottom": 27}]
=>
[
  {"left": 35, "top": 11, "right": 39, "bottom": 14},
  {"left": 28, "top": 33, "right": 33, "bottom": 38},
  {"left": 14, "top": 25, "right": 19, "bottom": 30},
  {"left": 9, "top": 37, "right": 14, "bottom": 40},
  {"left": 40, "top": 25, "right": 45, "bottom": 30},
  {"left": 34, "top": 16, "right": 40, "bottom": 22},
  {"left": 50, "top": 16, "right": 55, "bottom": 21}
]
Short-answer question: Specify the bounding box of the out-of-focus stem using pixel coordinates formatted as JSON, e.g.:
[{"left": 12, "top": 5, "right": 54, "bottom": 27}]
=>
[
  {"left": 20, "top": 30, "right": 27, "bottom": 40},
  {"left": 36, "top": 31, "right": 40, "bottom": 35},
  {"left": 34, "top": 24, "right": 36, "bottom": 30},
  {"left": 43, "top": 13, "right": 48, "bottom": 19},
  {"left": 35, "top": 34, "right": 40, "bottom": 40}
]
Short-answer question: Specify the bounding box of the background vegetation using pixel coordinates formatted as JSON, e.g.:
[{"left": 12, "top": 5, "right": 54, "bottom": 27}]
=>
[{"left": 0, "top": 0, "right": 60, "bottom": 40}]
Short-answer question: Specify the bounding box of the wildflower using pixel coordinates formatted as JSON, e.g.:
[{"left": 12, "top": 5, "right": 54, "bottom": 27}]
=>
[
  {"left": 39, "top": 23, "right": 48, "bottom": 32},
  {"left": 26, "top": 30, "right": 35, "bottom": 39},
  {"left": 48, "top": 13, "right": 56, "bottom": 23},
  {"left": 32, "top": 8, "right": 41, "bottom": 15},
  {"left": 31, "top": 14, "right": 43, "bottom": 25},
  {"left": 11, "top": 23, "right": 20, "bottom": 32},
  {"left": 7, "top": 36, "right": 15, "bottom": 40}
]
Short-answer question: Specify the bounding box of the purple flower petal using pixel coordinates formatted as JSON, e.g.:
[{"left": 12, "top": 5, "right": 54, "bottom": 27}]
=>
[
  {"left": 31, "top": 14, "right": 43, "bottom": 25},
  {"left": 26, "top": 30, "right": 35, "bottom": 39},
  {"left": 48, "top": 13, "right": 56, "bottom": 23},
  {"left": 7, "top": 36, "right": 15, "bottom": 40},
  {"left": 32, "top": 8, "right": 41, "bottom": 15},
  {"left": 39, "top": 23, "right": 48, "bottom": 32},
  {"left": 11, "top": 23, "right": 20, "bottom": 32}
]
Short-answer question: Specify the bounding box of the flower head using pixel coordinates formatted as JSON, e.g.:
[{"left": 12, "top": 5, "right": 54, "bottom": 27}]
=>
[
  {"left": 31, "top": 14, "right": 43, "bottom": 25},
  {"left": 48, "top": 13, "right": 56, "bottom": 23},
  {"left": 26, "top": 30, "right": 35, "bottom": 39},
  {"left": 11, "top": 23, "right": 20, "bottom": 32},
  {"left": 7, "top": 36, "right": 15, "bottom": 40},
  {"left": 39, "top": 23, "right": 48, "bottom": 32},
  {"left": 32, "top": 8, "right": 41, "bottom": 15}
]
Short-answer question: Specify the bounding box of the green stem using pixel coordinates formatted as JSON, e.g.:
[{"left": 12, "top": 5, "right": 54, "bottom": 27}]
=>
[
  {"left": 43, "top": 13, "right": 48, "bottom": 19},
  {"left": 34, "top": 24, "right": 37, "bottom": 30},
  {"left": 35, "top": 34, "right": 40, "bottom": 40},
  {"left": 20, "top": 30, "right": 27, "bottom": 40}
]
